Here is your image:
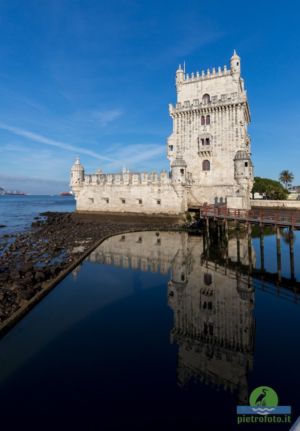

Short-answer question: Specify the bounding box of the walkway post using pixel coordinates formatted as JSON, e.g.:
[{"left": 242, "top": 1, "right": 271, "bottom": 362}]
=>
[{"left": 289, "top": 227, "right": 295, "bottom": 281}]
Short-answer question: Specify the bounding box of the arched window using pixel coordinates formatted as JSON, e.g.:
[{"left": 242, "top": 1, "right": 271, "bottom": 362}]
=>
[
  {"left": 206, "top": 115, "right": 210, "bottom": 125},
  {"left": 202, "top": 160, "right": 210, "bottom": 171},
  {"left": 205, "top": 138, "right": 210, "bottom": 145},
  {"left": 202, "top": 93, "right": 210, "bottom": 104},
  {"left": 201, "top": 115, "right": 205, "bottom": 125}
]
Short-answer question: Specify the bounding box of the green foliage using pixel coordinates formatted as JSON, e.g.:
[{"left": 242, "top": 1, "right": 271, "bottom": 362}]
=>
[
  {"left": 252, "top": 177, "right": 288, "bottom": 200},
  {"left": 185, "top": 211, "right": 192, "bottom": 222},
  {"left": 279, "top": 170, "right": 294, "bottom": 189}
]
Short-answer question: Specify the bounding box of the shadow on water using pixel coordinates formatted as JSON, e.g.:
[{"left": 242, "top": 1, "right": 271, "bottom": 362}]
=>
[{"left": 0, "top": 228, "right": 299, "bottom": 429}]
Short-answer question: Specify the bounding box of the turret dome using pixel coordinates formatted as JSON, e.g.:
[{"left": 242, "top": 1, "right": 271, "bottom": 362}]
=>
[
  {"left": 171, "top": 155, "right": 187, "bottom": 168},
  {"left": 72, "top": 157, "right": 84, "bottom": 171},
  {"left": 234, "top": 150, "right": 251, "bottom": 161}
]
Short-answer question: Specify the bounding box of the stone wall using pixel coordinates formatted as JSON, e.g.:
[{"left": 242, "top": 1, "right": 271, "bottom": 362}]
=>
[{"left": 76, "top": 181, "right": 186, "bottom": 215}]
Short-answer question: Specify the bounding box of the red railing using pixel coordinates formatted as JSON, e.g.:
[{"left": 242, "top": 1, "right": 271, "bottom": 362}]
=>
[{"left": 199, "top": 205, "right": 300, "bottom": 227}]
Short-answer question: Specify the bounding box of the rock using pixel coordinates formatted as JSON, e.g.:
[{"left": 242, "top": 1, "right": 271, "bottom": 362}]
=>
[
  {"left": 24, "top": 271, "right": 34, "bottom": 282},
  {"left": 34, "top": 271, "right": 46, "bottom": 282},
  {"left": 19, "top": 263, "right": 34, "bottom": 276},
  {"left": 20, "top": 288, "right": 35, "bottom": 300}
]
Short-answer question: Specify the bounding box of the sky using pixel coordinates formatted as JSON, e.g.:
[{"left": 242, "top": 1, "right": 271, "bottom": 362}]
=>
[{"left": 0, "top": 0, "right": 299, "bottom": 194}]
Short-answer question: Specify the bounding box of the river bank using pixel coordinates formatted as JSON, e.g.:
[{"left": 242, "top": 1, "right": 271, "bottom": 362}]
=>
[{"left": 0, "top": 211, "right": 183, "bottom": 335}]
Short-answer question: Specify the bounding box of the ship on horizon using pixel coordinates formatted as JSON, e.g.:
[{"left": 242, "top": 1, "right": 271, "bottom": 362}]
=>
[
  {"left": 0, "top": 187, "right": 27, "bottom": 196},
  {"left": 59, "top": 191, "right": 73, "bottom": 196}
]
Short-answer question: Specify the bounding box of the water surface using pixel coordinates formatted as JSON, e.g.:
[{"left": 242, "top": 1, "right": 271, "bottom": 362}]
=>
[
  {"left": 0, "top": 230, "right": 299, "bottom": 429},
  {"left": 0, "top": 195, "right": 75, "bottom": 234}
]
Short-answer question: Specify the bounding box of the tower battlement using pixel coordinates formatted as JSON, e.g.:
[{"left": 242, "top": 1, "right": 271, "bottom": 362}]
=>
[{"left": 181, "top": 64, "right": 231, "bottom": 83}]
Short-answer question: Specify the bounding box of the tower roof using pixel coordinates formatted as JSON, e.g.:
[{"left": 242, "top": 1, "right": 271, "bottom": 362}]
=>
[
  {"left": 171, "top": 155, "right": 187, "bottom": 167},
  {"left": 72, "top": 156, "right": 84, "bottom": 170},
  {"left": 231, "top": 49, "right": 240, "bottom": 59}
]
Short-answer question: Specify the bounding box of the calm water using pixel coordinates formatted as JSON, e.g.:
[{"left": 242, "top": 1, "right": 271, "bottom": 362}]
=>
[
  {"left": 0, "top": 195, "right": 75, "bottom": 234},
  {"left": 0, "top": 230, "right": 299, "bottom": 429}
]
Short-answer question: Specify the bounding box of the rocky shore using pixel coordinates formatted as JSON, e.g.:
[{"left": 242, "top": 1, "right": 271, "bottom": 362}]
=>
[{"left": 0, "top": 211, "right": 183, "bottom": 335}]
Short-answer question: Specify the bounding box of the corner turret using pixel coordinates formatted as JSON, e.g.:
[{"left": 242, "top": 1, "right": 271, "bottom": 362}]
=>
[
  {"left": 230, "top": 50, "right": 241, "bottom": 79},
  {"left": 70, "top": 157, "right": 85, "bottom": 197},
  {"left": 234, "top": 150, "right": 252, "bottom": 185},
  {"left": 171, "top": 154, "right": 187, "bottom": 185},
  {"left": 176, "top": 64, "right": 184, "bottom": 86}
]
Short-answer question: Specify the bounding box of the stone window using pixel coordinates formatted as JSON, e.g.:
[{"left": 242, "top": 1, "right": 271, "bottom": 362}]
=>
[
  {"left": 202, "top": 160, "right": 210, "bottom": 171},
  {"left": 201, "top": 138, "right": 205, "bottom": 145},
  {"left": 169, "top": 145, "right": 174, "bottom": 151},
  {"left": 180, "top": 168, "right": 184, "bottom": 175},
  {"left": 204, "top": 273, "right": 212, "bottom": 285},
  {"left": 157, "top": 199, "right": 161, "bottom": 205},
  {"left": 102, "top": 197, "right": 109, "bottom": 203},
  {"left": 120, "top": 235, "right": 126, "bottom": 241},
  {"left": 205, "top": 138, "right": 210, "bottom": 145},
  {"left": 157, "top": 238, "right": 161, "bottom": 245},
  {"left": 121, "top": 199, "right": 126, "bottom": 204},
  {"left": 206, "top": 115, "right": 210, "bottom": 125},
  {"left": 245, "top": 162, "right": 248, "bottom": 167},
  {"left": 201, "top": 115, "right": 205, "bottom": 125},
  {"left": 202, "top": 93, "right": 210, "bottom": 104},
  {"left": 138, "top": 199, "right": 143, "bottom": 204},
  {"left": 137, "top": 237, "right": 142, "bottom": 243}
]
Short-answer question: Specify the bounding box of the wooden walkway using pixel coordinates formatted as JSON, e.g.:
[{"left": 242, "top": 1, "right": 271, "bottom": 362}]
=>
[{"left": 199, "top": 205, "right": 300, "bottom": 228}]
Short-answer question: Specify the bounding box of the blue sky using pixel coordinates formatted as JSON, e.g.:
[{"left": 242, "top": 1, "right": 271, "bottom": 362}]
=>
[{"left": 0, "top": 0, "right": 299, "bottom": 194}]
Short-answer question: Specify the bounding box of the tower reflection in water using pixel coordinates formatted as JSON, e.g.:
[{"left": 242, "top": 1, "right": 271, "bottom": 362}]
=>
[{"left": 88, "top": 230, "right": 255, "bottom": 404}]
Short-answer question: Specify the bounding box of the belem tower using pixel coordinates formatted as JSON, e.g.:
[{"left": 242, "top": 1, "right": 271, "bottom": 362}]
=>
[{"left": 70, "top": 51, "right": 253, "bottom": 214}]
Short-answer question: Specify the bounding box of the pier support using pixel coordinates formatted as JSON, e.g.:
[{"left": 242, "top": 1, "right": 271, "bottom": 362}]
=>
[
  {"left": 276, "top": 226, "right": 281, "bottom": 283},
  {"left": 289, "top": 227, "right": 295, "bottom": 281}
]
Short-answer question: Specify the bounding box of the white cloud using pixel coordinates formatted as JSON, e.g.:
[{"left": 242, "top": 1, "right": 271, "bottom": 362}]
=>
[
  {"left": 104, "top": 143, "right": 165, "bottom": 171},
  {"left": 0, "top": 124, "right": 166, "bottom": 177},
  {"left": 92, "top": 109, "right": 123, "bottom": 126},
  {"left": 0, "top": 123, "right": 114, "bottom": 162}
]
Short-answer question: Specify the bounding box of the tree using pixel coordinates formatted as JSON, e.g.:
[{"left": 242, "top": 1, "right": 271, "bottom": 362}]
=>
[
  {"left": 252, "top": 177, "right": 288, "bottom": 200},
  {"left": 279, "top": 170, "right": 294, "bottom": 190}
]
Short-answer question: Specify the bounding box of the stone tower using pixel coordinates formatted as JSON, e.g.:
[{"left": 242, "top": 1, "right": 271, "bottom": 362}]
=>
[{"left": 168, "top": 51, "right": 253, "bottom": 209}]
